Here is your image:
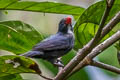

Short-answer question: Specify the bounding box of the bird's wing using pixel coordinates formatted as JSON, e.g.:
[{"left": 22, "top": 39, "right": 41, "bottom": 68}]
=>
[{"left": 32, "top": 34, "right": 70, "bottom": 51}]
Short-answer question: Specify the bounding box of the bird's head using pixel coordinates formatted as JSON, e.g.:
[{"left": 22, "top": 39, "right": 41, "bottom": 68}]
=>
[{"left": 58, "top": 17, "right": 73, "bottom": 33}]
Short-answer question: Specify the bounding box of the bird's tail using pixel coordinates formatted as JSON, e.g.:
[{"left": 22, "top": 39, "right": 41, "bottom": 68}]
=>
[{"left": 20, "top": 51, "right": 43, "bottom": 58}]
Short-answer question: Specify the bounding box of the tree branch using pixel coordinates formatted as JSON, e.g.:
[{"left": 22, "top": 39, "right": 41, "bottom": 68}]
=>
[
  {"left": 93, "top": 0, "right": 115, "bottom": 42},
  {"left": 88, "top": 31, "right": 120, "bottom": 59},
  {"left": 90, "top": 60, "right": 120, "bottom": 74},
  {"left": 67, "top": 30, "right": 120, "bottom": 78},
  {"left": 65, "top": 11, "right": 120, "bottom": 78},
  {"left": 54, "top": 0, "right": 115, "bottom": 80},
  {"left": 101, "top": 11, "right": 120, "bottom": 38}
]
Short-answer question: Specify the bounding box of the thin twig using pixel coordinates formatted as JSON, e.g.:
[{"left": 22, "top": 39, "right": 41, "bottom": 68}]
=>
[
  {"left": 54, "top": 0, "right": 115, "bottom": 79},
  {"left": 91, "top": 60, "right": 120, "bottom": 74}
]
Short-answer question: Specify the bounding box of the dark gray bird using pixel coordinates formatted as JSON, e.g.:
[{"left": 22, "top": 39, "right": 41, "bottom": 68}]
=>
[{"left": 21, "top": 17, "right": 74, "bottom": 67}]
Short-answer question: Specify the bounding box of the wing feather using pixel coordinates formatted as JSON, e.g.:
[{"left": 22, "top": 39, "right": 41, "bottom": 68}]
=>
[{"left": 32, "top": 34, "right": 70, "bottom": 51}]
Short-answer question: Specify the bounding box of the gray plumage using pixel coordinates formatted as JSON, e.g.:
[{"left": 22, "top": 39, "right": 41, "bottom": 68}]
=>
[{"left": 20, "top": 17, "right": 74, "bottom": 67}]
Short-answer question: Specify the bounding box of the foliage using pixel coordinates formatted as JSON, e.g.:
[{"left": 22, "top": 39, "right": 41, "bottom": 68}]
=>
[
  {"left": 0, "top": 0, "right": 85, "bottom": 15},
  {"left": 0, "top": 0, "right": 120, "bottom": 80},
  {"left": 74, "top": 0, "right": 120, "bottom": 50},
  {"left": 0, "top": 21, "right": 44, "bottom": 54}
]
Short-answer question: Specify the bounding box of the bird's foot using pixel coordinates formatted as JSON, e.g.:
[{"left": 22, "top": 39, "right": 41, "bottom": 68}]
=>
[
  {"left": 54, "top": 59, "right": 64, "bottom": 67},
  {"left": 48, "top": 58, "right": 64, "bottom": 67},
  {"left": 54, "top": 62, "right": 64, "bottom": 67}
]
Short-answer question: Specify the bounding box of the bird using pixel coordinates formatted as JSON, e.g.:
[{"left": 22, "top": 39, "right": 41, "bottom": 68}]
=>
[{"left": 20, "top": 17, "right": 74, "bottom": 67}]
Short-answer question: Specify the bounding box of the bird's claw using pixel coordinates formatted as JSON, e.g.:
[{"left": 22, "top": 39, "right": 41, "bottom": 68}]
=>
[
  {"left": 54, "top": 62, "right": 64, "bottom": 67},
  {"left": 53, "top": 59, "right": 64, "bottom": 67}
]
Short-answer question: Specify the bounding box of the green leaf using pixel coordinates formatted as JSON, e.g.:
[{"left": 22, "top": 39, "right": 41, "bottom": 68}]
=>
[
  {"left": 0, "top": 21, "right": 44, "bottom": 54},
  {"left": 74, "top": 1, "right": 105, "bottom": 30},
  {"left": 74, "top": 23, "right": 98, "bottom": 50},
  {"left": 0, "top": 0, "right": 18, "bottom": 8},
  {"left": 0, "top": 55, "right": 41, "bottom": 77},
  {"left": 74, "top": 0, "right": 120, "bottom": 50},
  {"left": 0, "top": 0, "right": 85, "bottom": 15},
  {"left": 74, "top": 0, "right": 120, "bottom": 30},
  {"left": 0, "top": 74, "right": 23, "bottom": 80}
]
